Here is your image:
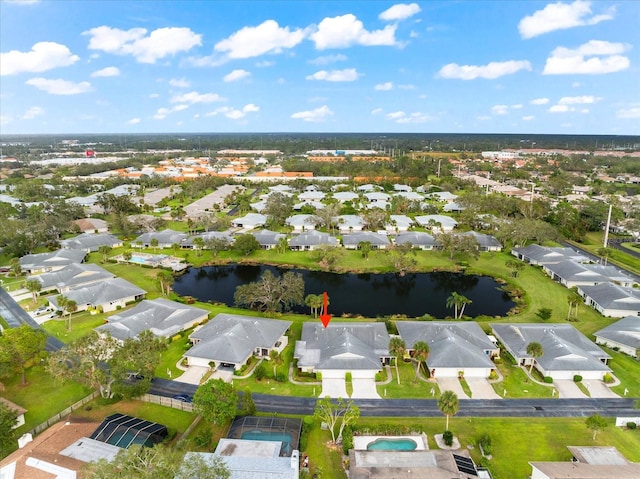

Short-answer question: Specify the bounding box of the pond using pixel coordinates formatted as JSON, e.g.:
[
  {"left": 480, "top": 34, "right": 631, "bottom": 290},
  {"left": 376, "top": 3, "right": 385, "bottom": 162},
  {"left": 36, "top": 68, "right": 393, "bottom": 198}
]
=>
[{"left": 173, "top": 264, "right": 515, "bottom": 318}]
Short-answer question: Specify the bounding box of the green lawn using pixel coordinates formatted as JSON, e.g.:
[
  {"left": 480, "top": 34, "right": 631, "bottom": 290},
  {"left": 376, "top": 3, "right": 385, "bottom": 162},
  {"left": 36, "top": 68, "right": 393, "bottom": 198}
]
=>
[
  {"left": 605, "top": 346, "right": 640, "bottom": 397},
  {"left": 304, "top": 427, "right": 347, "bottom": 479},
  {"left": 41, "top": 312, "right": 107, "bottom": 344},
  {"left": 493, "top": 358, "right": 554, "bottom": 399}
]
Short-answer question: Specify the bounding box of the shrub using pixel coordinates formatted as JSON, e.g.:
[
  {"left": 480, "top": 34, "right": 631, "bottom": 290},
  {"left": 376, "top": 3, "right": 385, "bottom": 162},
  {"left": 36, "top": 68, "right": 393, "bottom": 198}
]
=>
[
  {"left": 573, "top": 375, "right": 582, "bottom": 382},
  {"left": 443, "top": 430, "right": 453, "bottom": 446},
  {"left": 342, "top": 426, "right": 354, "bottom": 454},
  {"left": 299, "top": 417, "right": 314, "bottom": 451},
  {"left": 254, "top": 363, "right": 266, "bottom": 381},
  {"left": 478, "top": 433, "right": 492, "bottom": 455},
  {"left": 488, "top": 370, "right": 498, "bottom": 380},
  {"left": 543, "top": 376, "right": 554, "bottom": 383},
  {"left": 493, "top": 357, "right": 502, "bottom": 365},
  {"left": 193, "top": 427, "right": 212, "bottom": 448},
  {"left": 276, "top": 372, "right": 287, "bottom": 382},
  {"left": 603, "top": 373, "right": 614, "bottom": 384},
  {"left": 535, "top": 308, "right": 552, "bottom": 320},
  {"left": 627, "top": 422, "right": 637, "bottom": 430}
]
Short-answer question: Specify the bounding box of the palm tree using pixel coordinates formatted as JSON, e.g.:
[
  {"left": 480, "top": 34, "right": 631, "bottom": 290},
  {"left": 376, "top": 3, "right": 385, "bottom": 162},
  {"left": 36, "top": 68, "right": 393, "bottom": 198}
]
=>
[
  {"left": 65, "top": 299, "right": 77, "bottom": 331},
  {"left": 192, "top": 237, "right": 204, "bottom": 257},
  {"left": 412, "top": 341, "right": 430, "bottom": 382},
  {"left": 157, "top": 270, "right": 174, "bottom": 296},
  {"left": 98, "top": 245, "right": 112, "bottom": 262},
  {"left": 150, "top": 238, "right": 159, "bottom": 253},
  {"left": 526, "top": 342, "right": 544, "bottom": 376},
  {"left": 358, "top": 241, "right": 372, "bottom": 260},
  {"left": 305, "top": 294, "right": 323, "bottom": 318},
  {"left": 446, "top": 292, "right": 472, "bottom": 319},
  {"left": 9, "top": 258, "right": 22, "bottom": 277},
  {"left": 269, "top": 349, "right": 284, "bottom": 379},
  {"left": 276, "top": 236, "right": 289, "bottom": 254},
  {"left": 388, "top": 337, "right": 406, "bottom": 385},
  {"left": 567, "top": 287, "right": 582, "bottom": 320},
  {"left": 438, "top": 390, "right": 459, "bottom": 431},
  {"left": 25, "top": 279, "right": 41, "bottom": 304}
]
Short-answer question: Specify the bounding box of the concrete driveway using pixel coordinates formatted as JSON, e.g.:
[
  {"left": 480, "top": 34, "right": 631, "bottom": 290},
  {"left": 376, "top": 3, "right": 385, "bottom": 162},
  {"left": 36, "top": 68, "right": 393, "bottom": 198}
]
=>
[
  {"left": 351, "top": 378, "right": 381, "bottom": 399},
  {"left": 466, "top": 378, "right": 501, "bottom": 399},
  {"left": 174, "top": 366, "right": 209, "bottom": 385},
  {"left": 584, "top": 380, "right": 619, "bottom": 398},
  {"left": 554, "top": 380, "right": 588, "bottom": 398},
  {"left": 436, "top": 377, "right": 470, "bottom": 399},
  {"left": 320, "top": 377, "right": 348, "bottom": 399}
]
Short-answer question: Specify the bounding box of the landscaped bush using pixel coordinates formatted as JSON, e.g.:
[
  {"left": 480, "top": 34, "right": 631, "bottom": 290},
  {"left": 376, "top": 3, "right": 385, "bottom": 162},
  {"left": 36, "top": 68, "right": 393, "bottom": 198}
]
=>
[
  {"left": 543, "top": 376, "right": 554, "bottom": 383},
  {"left": 627, "top": 422, "right": 637, "bottom": 430},
  {"left": 299, "top": 416, "right": 314, "bottom": 451},
  {"left": 443, "top": 430, "right": 453, "bottom": 446},
  {"left": 254, "top": 363, "right": 266, "bottom": 381},
  {"left": 342, "top": 426, "right": 354, "bottom": 454},
  {"left": 573, "top": 375, "right": 582, "bottom": 382},
  {"left": 478, "top": 433, "right": 492, "bottom": 455},
  {"left": 488, "top": 370, "right": 498, "bottom": 380},
  {"left": 193, "top": 427, "right": 212, "bottom": 448},
  {"left": 603, "top": 373, "right": 614, "bottom": 383},
  {"left": 276, "top": 372, "right": 286, "bottom": 382}
]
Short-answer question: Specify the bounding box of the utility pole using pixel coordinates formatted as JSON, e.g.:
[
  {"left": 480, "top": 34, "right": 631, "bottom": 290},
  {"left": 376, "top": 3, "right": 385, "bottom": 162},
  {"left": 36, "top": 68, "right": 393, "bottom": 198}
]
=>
[{"left": 603, "top": 204, "right": 612, "bottom": 247}]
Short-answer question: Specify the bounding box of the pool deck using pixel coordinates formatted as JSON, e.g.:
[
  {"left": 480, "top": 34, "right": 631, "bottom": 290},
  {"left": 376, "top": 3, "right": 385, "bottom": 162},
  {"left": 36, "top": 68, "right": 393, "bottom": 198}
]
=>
[{"left": 353, "top": 434, "right": 429, "bottom": 451}]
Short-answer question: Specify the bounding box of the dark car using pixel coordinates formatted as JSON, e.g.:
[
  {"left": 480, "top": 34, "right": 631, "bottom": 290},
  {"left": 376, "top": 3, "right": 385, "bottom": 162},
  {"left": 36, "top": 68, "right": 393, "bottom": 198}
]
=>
[{"left": 172, "top": 394, "right": 193, "bottom": 403}]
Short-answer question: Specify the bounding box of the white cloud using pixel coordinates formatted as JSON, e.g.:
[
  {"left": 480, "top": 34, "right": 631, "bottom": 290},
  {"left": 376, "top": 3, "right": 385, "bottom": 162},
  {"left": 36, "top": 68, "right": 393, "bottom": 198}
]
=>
[
  {"left": 170, "top": 91, "right": 225, "bottom": 104},
  {"left": 379, "top": 3, "right": 421, "bottom": 21},
  {"left": 153, "top": 107, "right": 171, "bottom": 120},
  {"left": 306, "top": 68, "right": 360, "bottom": 82},
  {"left": 543, "top": 40, "right": 630, "bottom": 75},
  {"left": 549, "top": 104, "right": 571, "bottom": 112},
  {"left": 91, "top": 66, "right": 120, "bottom": 77},
  {"left": 375, "top": 82, "right": 393, "bottom": 91},
  {"left": 204, "top": 103, "right": 259, "bottom": 120},
  {"left": 128, "top": 117, "right": 141, "bottom": 124},
  {"left": 522, "top": 115, "right": 535, "bottom": 121},
  {"left": 371, "top": 108, "right": 383, "bottom": 115},
  {"left": 26, "top": 77, "right": 91, "bottom": 95},
  {"left": 23, "top": 106, "right": 44, "bottom": 119},
  {"left": 385, "top": 110, "right": 432, "bottom": 123},
  {"left": 309, "top": 54, "right": 347, "bottom": 65},
  {"left": 224, "top": 69, "right": 251, "bottom": 82},
  {"left": 437, "top": 60, "right": 532, "bottom": 80},
  {"left": 149, "top": 93, "right": 160, "bottom": 98},
  {"left": 530, "top": 97, "right": 550, "bottom": 105},
  {"left": 214, "top": 20, "right": 306, "bottom": 59},
  {"left": 572, "top": 81, "right": 582, "bottom": 88},
  {"left": 1, "top": 42, "right": 78, "bottom": 76},
  {"left": 172, "top": 104, "right": 189, "bottom": 112},
  {"left": 386, "top": 111, "right": 406, "bottom": 120},
  {"left": 519, "top": 1, "right": 615, "bottom": 39},
  {"left": 83, "top": 26, "right": 202, "bottom": 63},
  {"left": 291, "top": 105, "right": 334, "bottom": 122},
  {"left": 558, "top": 95, "right": 602, "bottom": 104},
  {"left": 169, "top": 78, "right": 190, "bottom": 88},
  {"left": 243, "top": 103, "right": 260, "bottom": 112},
  {"left": 256, "top": 60, "right": 275, "bottom": 67},
  {"left": 492, "top": 105, "right": 509, "bottom": 115},
  {"left": 617, "top": 107, "right": 640, "bottom": 119},
  {"left": 310, "top": 14, "right": 397, "bottom": 49}
]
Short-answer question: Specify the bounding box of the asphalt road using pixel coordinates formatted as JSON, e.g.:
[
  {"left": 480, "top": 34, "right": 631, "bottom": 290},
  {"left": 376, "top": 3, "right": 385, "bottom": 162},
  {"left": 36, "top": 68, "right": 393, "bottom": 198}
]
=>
[
  {"left": 0, "top": 285, "right": 64, "bottom": 351},
  {"left": 149, "top": 378, "right": 639, "bottom": 418}
]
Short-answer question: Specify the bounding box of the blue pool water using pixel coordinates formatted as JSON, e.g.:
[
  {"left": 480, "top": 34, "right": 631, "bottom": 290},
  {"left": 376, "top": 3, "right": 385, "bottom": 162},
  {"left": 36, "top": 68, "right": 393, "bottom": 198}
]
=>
[
  {"left": 367, "top": 438, "right": 417, "bottom": 451},
  {"left": 241, "top": 430, "right": 293, "bottom": 444}
]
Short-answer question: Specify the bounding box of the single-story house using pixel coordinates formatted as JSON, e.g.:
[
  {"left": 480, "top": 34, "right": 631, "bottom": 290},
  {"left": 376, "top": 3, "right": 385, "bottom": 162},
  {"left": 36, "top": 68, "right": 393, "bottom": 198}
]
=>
[
  {"left": 72, "top": 218, "right": 109, "bottom": 233},
  {"left": 133, "top": 229, "right": 188, "bottom": 248},
  {"left": 96, "top": 298, "right": 209, "bottom": 341},
  {"left": 232, "top": 213, "right": 267, "bottom": 229},
  {"left": 336, "top": 215, "right": 365, "bottom": 233},
  {"left": 594, "top": 316, "right": 640, "bottom": 358},
  {"left": 48, "top": 277, "right": 146, "bottom": 313},
  {"left": 298, "top": 190, "right": 326, "bottom": 202},
  {"left": 424, "top": 191, "right": 458, "bottom": 202},
  {"left": 530, "top": 446, "right": 640, "bottom": 479},
  {"left": 249, "top": 199, "right": 267, "bottom": 212},
  {"left": 357, "top": 184, "right": 381, "bottom": 192},
  {"left": 511, "top": 245, "right": 589, "bottom": 265},
  {"left": 182, "top": 230, "right": 234, "bottom": 249},
  {"left": 60, "top": 232, "right": 123, "bottom": 252},
  {"left": 333, "top": 191, "right": 359, "bottom": 203},
  {"left": 443, "top": 201, "right": 465, "bottom": 212},
  {"left": 491, "top": 323, "right": 611, "bottom": 380},
  {"left": 294, "top": 322, "right": 390, "bottom": 398},
  {"left": 364, "top": 200, "right": 390, "bottom": 210},
  {"left": 544, "top": 262, "right": 636, "bottom": 288},
  {"left": 342, "top": 232, "right": 391, "bottom": 250},
  {"left": 29, "top": 263, "right": 115, "bottom": 294},
  {"left": 578, "top": 282, "right": 640, "bottom": 317},
  {"left": 0, "top": 398, "right": 26, "bottom": 429},
  {"left": 285, "top": 214, "right": 319, "bottom": 232},
  {"left": 394, "top": 231, "right": 437, "bottom": 250},
  {"left": 414, "top": 214, "right": 458, "bottom": 232},
  {"left": 386, "top": 215, "right": 413, "bottom": 233},
  {"left": 251, "top": 230, "right": 287, "bottom": 250},
  {"left": 19, "top": 249, "right": 87, "bottom": 274},
  {"left": 288, "top": 230, "right": 339, "bottom": 251},
  {"left": 393, "top": 184, "right": 412, "bottom": 192},
  {"left": 396, "top": 321, "right": 498, "bottom": 378},
  {"left": 268, "top": 184, "right": 294, "bottom": 193},
  {"left": 293, "top": 200, "right": 325, "bottom": 211},
  {"left": 461, "top": 231, "right": 502, "bottom": 252},
  {"left": 185, "top": 313, "right": 291, "bottom": 371},
  {"left": 363, "top": 191, "right": 391, "bottom": 203},
  {"left": 393, "top": 191, "right": 424, "bottom": 201}
]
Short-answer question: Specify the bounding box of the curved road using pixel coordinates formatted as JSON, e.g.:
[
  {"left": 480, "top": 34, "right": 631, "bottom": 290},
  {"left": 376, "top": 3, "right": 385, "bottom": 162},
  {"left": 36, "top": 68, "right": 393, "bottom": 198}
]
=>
[{"left": 149, "top": 378, "right": 639, "bottom": 419}]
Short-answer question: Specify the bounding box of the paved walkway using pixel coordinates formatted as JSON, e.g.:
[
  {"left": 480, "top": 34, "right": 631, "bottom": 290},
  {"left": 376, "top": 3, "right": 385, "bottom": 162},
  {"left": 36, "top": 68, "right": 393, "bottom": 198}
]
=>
[
  {"left": 436, "top": 377, "right": 470, "bottom": 399},
  {"left": 554, "top": 380, "right": 588, "bottom": 398},
  {"left": 466, "top": 378, "right": 502, "bottom": 399}
]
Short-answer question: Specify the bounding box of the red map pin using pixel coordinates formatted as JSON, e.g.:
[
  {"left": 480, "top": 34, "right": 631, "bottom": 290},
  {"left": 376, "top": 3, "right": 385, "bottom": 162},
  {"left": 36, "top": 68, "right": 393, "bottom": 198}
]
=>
[{"left": 319, "top": 291, "right": 332, "bottom": 328}]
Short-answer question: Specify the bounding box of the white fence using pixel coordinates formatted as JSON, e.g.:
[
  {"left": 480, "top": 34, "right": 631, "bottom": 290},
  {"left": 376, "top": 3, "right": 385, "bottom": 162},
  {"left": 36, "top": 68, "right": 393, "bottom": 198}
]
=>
[
  {"left": 616, "top": 417, "right": 640, "bottom": 427},
  {"left": 139, "top": 393, "right": 194, "bottom": 413}
]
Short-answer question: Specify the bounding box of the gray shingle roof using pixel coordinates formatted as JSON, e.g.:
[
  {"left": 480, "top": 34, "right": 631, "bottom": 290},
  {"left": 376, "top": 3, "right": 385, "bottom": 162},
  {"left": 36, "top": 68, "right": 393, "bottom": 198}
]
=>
[
  {"left": 396, "top": 321, "right": 495, "bottom": 369},
  {"left": 288, "top": 230, "right": 338, "bottom": 247},
  {"left": 394, "top": 231, "right": 436, "bottom": 247},
  {"left": 511, "top": 245, "right": 588, "bottom": 265},
  {"left": 96, "top": 298, "right": 209, "bottom": 341},
  {"left": 295, "top": 322, "right": 389, "bottom": 371},
  {"left": 187, "top": 313, "right": 291, "bottom": 364},
  {"left": 545, "top": 262, "right": 635, "bottom": 286},
  {"left": 579, "top": 282, "right": 640, "bottom": 312},
  {"left": 342, "top": 232, "right": 390, "bottom": 247},
  {"left": 251, "top": 230, "right": 286, "bottom": 246},
  {"left": 134, "top": 229, "right": 187, "bottom": 246},
  {"left": 20, "top": 249, "right": 87, "bottom": 271},
  {"left": 60, "top": 233, "right": 122, "bottom": 251},
  {"left": 594, "top": 316, "right": 640, "bottom": 351},
  {"left": 460, "top": 231, "right": 502, "bottom": 249},
  {"left": 491, "top": 323, "right": 610, "bottom": 373},
  {"left": 30, "top": 263, "right": 114, "bottom": 291},
  {"left": 49, "top": 277, "right": 146, "bottom": 309}
]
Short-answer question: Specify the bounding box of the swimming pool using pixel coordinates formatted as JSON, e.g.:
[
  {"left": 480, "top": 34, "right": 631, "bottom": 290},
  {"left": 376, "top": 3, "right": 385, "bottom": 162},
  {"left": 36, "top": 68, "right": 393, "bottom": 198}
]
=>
[{"left": 367, "top": 438, "right": 417, "bottom": 451}]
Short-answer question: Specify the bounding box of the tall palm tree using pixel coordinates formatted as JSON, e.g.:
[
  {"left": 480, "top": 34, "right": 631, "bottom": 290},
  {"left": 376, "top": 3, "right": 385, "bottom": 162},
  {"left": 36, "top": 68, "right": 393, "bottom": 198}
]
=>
[
  {"left": 446, "top": 292, "right": 472, "bottom": 319},
  {"left": 150, "top": 238, "right": 159, "bottom": 253},
  {"left": 567, "top": 287, "right": 582, "bottom": 320},
  {"left": 269, "top": 349, "right": 284, "bottom": 379},
  {"left": 25, "top": 279, "right": 41, "bottom": 304},
  {"left": 65, "top": 299, "right": 77, "bottom": 331},
  {"left": 388, "top": 337, "right": 406, "bottom": 385},
  {"left": 305, "top": 294, "right": 323, "bottom": 318},
  {"left": 276, "top": 236, "right": 289, "bottom": 254},
  {"left": 412, "top": 341, "right": 430, "bottom": 383},
  {"left": 438, "top": 390, "right": 459, "bottom": 431},
  {"left": 526, "top": 342, "right": 544, "bottom": 376}
]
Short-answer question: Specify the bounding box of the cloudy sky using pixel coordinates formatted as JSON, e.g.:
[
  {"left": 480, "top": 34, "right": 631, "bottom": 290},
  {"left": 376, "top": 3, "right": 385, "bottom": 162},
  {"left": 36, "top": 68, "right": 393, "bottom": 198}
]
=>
[{"left": 1, "top": 0, "right": 638, "bottom": 135}]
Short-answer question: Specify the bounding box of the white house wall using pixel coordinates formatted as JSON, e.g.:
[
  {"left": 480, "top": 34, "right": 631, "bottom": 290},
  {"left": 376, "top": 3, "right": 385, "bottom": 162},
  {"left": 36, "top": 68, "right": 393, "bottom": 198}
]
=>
[
  {"left": 595, "top": 337, "right": 637, "bottom": 357},
  {"left": 430, "top": 367, "right": 491, "bottom": 378}
]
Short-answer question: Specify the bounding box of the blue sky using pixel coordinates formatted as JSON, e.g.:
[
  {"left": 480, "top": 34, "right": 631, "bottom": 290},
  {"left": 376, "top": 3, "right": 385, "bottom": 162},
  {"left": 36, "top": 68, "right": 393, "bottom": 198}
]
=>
[{"left": 1, "top": 0, "right": 638, "bottom": 135}]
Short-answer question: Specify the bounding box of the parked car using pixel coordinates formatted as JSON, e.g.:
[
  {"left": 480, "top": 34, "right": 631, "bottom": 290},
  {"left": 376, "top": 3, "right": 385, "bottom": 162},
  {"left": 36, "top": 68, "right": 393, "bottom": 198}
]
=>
[{"left": 172, "top": 394, "right": 193, "bottom": 403}]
